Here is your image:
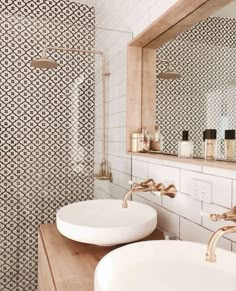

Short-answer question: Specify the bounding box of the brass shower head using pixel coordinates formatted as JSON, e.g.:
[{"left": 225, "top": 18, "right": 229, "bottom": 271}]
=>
[
  {"left": 157, "top": 58, "right": 182, "bottom": 80},
  {"left": 158, "top": 69, "right": 182, "bottom": 80},
  {"left": 31, "top": 56, "right": 58, "bottom": 69}
]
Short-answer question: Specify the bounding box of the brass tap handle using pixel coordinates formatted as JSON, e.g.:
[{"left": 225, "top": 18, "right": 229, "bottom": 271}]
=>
[
  {"left": 224, "top": 206, "right": 236, "bottom": 222},
  {"left": 209, "top": 206, "right": 236, "bottom": 223},
  {"left": 161, "top": 184, "right": 177, "bottom": 198},
  {"left": 154, "top": 182, "right": 164, "bottom": 192},
  {"left": 140, "top": 179, "right": 155, "bottom": 188}
]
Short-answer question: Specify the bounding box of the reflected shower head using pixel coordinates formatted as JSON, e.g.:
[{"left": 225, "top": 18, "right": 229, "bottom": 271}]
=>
[
  {"left": 31, "top": 56, "right": 58, "bottom": 69},
  {"left": 158, "top": 69, "right": 182, "bottom": 80},
  {"left": 157, "top": 58, "right": 182, "bottom": 80}
]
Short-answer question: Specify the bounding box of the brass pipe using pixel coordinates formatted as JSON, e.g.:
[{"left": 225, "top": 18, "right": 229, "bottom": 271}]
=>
[
  {"left": 39, "top": 46, "right": 112, "bottom": 181},
  {"left": 206, "top": 225, "right": 236, "bottom": 262}
]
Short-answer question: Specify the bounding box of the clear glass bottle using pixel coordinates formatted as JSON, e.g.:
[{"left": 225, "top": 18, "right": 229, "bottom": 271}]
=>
[
  {"left": 178, "top": 130, "right": 193, "bottom": 158},
  {"left": 150, "top": 125, "right": 162, "bottom": 152},
  {"left": 204, "top": 129, "right": 217, "bottom": 160},
  {"left": 131, "top": 132, "right": 144, "bottom": 152},
  {"left": 225, "top": 129, "right": 235, "bottom": 160},
  {"left": 141, "top": 127, "right": 150, "bottom": 152}
]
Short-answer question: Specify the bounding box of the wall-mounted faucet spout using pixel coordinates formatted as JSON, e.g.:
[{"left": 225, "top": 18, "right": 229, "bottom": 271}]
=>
[
  {"left": 122, "top": 178, "right": 176, "bottom": 208},
  {"left": 204, "top": 206, "right": 236, "bottom": 262},
  {"left": 206, "top": 225, "right": 236, "bottom": 262}
]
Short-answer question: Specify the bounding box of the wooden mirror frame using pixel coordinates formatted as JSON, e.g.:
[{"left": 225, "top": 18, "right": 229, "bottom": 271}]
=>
[{"left": 126, "top": 0, "right": 236, "bottom": 169}]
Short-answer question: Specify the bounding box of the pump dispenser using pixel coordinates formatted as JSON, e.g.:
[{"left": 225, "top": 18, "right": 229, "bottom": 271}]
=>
[
  {"left": 225, "top": 129, "right": 235, "bottom": 160},
  {"left": 204, "top": 129, "right": 217, "bottom": 160},
  {"left": 178, "top": 130, "right": 193, "bottom": 158}
]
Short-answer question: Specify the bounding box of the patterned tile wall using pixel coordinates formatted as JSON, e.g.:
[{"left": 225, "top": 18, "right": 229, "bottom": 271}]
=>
[
  {"left": 156, "top": 17, "right": 236, "bottom": 157},
  {"left": 0, "top": 0, "right": 95, "bottom": 290}
]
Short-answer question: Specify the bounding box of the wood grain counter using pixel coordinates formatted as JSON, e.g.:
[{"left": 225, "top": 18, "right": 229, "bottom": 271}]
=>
[{"left": 38, "top": 223, "right": 163, "bottom": 291}]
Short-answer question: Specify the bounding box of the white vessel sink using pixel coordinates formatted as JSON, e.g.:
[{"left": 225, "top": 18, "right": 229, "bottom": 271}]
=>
[
  {"left": 94, "top": 240, "right": 236, "bottom": 291},
  {"left": 56, "top": 199, "right": 157, "bottom": 246}
]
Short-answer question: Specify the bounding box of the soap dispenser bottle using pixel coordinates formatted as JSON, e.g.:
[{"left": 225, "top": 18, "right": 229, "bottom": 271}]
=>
[
  {"left": 225, "top": 129, "right": 235, "bottom": 160},
  {"left": 178, "top": 130, "right": 193, "bottom": 158},
  {"left": 204, "top": 129, "right": 217, "bottom": 160}
]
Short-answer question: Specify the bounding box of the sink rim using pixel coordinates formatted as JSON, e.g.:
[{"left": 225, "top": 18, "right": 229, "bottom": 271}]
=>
[
  {"left": 94, "top": 240, "right": 236, "bottom": 290},
  {"left": 56, "top": 199, "right": 157, "bottom": 246},
  {"left": 56, "top": 199, "right": 157, "bottom": 229}
]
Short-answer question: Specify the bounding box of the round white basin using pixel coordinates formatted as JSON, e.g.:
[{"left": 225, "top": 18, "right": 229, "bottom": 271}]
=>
[
  {"left": 56, "top": 199, "right": 157, "bottom": 246},
  {"left": 94, "top": 240, "right": 236, "bottom": 291}
]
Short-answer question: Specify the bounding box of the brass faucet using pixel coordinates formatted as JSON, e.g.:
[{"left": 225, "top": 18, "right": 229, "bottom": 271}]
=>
[
  {"left": 205, "top": 206, "right": 236, "bottom": 262},
  {"left": 122, "top": 178, "right": 176, "bottom": 208}
]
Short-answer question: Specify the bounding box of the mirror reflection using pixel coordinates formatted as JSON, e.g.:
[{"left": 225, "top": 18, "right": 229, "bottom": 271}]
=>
[{"left": 155, "top": 0, "right": 236, "bottom": 161}]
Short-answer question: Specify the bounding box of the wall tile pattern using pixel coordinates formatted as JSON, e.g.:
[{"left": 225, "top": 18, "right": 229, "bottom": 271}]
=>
[{"left": 0, "top": 0, "right": 95, "bottom": 290}]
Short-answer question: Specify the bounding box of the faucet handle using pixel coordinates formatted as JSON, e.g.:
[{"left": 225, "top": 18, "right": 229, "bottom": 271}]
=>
[
  {"left": 200, "top": 206, "right": 236, "bottom": 223},
  {"left": 140, "top": 178, "right": 155, "bottom": 187},
  {"left": 160, "top": 184, "right": 177, "bottom": 198},
  {"left": 222, "top": 206, "right": 236, "bottom": 222},
  {"left": 200, "top": 210, "right": 227, "bottom": 221}
]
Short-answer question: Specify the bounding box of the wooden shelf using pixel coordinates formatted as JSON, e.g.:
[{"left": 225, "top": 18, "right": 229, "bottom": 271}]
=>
[{"left": 129, "top": 152, "right": 236, "bottom": 171}]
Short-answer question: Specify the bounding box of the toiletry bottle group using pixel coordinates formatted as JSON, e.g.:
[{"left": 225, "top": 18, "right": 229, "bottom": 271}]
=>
[
  {"left": 131, "top": 125, "right": 162, "bottom": 153},
  {"left": 132, "top": 127, "right": 236, "bottom": 161}
]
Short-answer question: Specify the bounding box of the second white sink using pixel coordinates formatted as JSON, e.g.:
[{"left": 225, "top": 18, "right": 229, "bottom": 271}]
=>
[
  {"left": 95, "top": 240, "right": 236, "bottom": 291},
  {"left": 56, "top": 199, "right": 157, "bottom": 246}
]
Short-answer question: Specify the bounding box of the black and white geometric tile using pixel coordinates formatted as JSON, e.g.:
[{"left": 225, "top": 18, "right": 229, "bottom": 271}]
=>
[
  {"left": 0, "top": 0, "right": 95, "bottom": 290},
  {"left": 156, "top": 16, "right": 236, "bottom": 157}
]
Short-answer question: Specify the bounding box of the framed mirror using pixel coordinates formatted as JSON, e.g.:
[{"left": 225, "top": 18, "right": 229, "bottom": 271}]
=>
[
  {"left": 127, "top": 0, "right": 236, "bottom": 166},
  {"left": 155, "top": 1, "right": 236, "bottom": 159}
]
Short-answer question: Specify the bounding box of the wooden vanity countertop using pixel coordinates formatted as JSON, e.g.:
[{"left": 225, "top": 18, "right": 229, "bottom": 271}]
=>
[{"left": 39, "top": 223, "right": 163, "bottom": 291}]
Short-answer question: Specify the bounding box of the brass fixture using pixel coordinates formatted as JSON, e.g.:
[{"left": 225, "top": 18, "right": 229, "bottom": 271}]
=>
[
  {"left": 122, "top": 178, "right": 177, "bottom": 208},
  {"left": 31, "top": 47, "right": 112, "bottom": 182},
  {"left": 161, "top": 184, "right": 177, "bottom": 198},
  {"left": 157, "top": 58, "right": 182, "bottom": 80},
  {"left": 205, "top": 206, "right": 236, "bottom": 262},
  {"left": 94, "top": 158, "right": 113, "bottom": 182},
  {"left": 206, "top": 206, "right": 236, "bottom": 223}
]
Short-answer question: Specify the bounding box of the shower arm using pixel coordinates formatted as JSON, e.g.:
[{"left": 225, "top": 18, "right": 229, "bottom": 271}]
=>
[
  {"left": 156, "top": 58, "right": 172, "bottom": 70},
  {"left": 41, "top": 46, "right": 109, "bottom": 164}
]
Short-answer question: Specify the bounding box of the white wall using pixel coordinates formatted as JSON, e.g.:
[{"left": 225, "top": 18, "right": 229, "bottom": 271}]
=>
[{"left": 94, "top": 0, "right": 236, "bottom": 251}]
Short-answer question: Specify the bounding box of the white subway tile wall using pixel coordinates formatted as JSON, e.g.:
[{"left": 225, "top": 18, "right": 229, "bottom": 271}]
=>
[
  {"left": 94, "top": 0, "right": 236, "bottom": 250},
  {"left": 233, "top": 242, "right": 236, "bottom": 252}
]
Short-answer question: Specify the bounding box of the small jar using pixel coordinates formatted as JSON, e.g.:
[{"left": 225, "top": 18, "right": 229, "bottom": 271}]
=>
[
  {"left": 204, "top": 129, "right": 217, "bottom": 160},
  {"left": 131, "top": 133, "right": 144, "bottom": 152},
  {"left": 225, "top": 130, "right": 235, "bottom": 160}
]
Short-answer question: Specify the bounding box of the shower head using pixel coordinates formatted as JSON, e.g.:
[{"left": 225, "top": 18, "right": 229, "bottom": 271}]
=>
[
  {"left": 31, "top": 56, "right": 58, "bottom": 69},
  {"left": 157, "top": 58, "right": 182, "bottom": 80},
  {"left": 158, "top": 69, "right": 182, "bottom": 80}
]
